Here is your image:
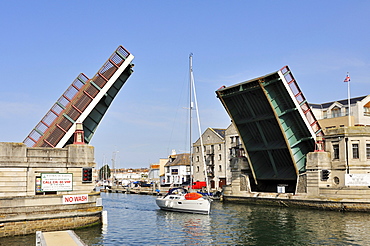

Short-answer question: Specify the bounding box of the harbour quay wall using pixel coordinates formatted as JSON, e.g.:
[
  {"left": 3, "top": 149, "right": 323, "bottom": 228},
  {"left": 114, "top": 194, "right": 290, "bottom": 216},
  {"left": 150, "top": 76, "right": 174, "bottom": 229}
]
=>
[
  {"left": 222, "top": 193, "right": 370, "bottom": 212},
  {"left": 0, "top": 193, "right": 102, "bottom": 237},
  {"left": 0, "top": 142, "right": 102, "bottom": 237}
]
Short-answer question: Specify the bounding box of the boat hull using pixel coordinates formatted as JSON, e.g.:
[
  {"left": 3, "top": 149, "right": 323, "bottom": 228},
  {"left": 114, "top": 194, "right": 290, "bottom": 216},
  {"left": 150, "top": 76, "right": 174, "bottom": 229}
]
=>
[{"left": 156, "top": 196, "right": 211, "bottom": 215}]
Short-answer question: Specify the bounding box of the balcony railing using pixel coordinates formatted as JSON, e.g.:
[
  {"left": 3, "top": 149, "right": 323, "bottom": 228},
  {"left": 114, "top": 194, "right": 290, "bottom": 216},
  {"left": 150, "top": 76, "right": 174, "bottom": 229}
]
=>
[{"left": 319, "top": 113, "right": 348, "bottom": 120}]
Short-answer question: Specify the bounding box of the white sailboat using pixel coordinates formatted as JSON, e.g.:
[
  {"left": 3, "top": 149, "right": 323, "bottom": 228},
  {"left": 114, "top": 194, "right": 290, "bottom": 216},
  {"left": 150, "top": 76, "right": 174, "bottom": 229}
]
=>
[{"left": 156, "top": 54, "right": 212, "bottom": 215}]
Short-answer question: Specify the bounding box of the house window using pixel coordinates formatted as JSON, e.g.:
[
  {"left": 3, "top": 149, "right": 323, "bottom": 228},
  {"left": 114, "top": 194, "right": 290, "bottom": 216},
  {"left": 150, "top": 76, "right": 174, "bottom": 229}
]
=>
[
  {"left": 333, "top": 144, "right": 339, "bottom": 159},
  {"left": 196, "top": 146, "right": 199, "bottom": 153},
  {"left": 196, "top": 156, "right": 199, "bottom": 162},
  {"left": 219, "top": 165, "right": 222, "bottom": 172},
  {"left": 218, "top": 144, "right": 222, "bottom": 150},
  {"left": 196, "top": 166, "right": 199, "bottom": 173},
  {"left": 352, "top": 143, "right": 359, "bottom": 159},
  {"left": 323, "top": 110, "right": 327, "bottom": 119},
  {"left": 186, "top": 166, "right": 190, "bottom": 172},
  {"left": 230, "top": 148, "right": 236, "bottom": 157},
  {"left": 367, "top": 144, "right": 370, "bottom": 159},
  {"left": 171, "top": 169, "right": 178, "bottom": 175},
  {"left": 218, "top": 154, "right": 222, "bottom": 161},
  {"left": 230, "top": 137, "right": 234, "bottom": 144}
]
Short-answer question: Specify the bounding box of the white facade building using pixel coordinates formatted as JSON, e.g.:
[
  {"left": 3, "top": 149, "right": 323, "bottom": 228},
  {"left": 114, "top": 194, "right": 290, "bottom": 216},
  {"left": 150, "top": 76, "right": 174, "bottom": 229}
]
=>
[
  {"left": 163, "top": 153, "right": 191, "bottom": 186},
  {"left": 310, "top": 95, "right": 370, "bottom": 131}
]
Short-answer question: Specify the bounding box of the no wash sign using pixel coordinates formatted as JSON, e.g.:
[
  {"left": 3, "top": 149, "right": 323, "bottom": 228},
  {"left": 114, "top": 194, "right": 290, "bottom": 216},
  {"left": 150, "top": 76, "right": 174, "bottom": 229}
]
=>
[{"left": 63, "top": 194, "right": 88, "bottom": 204}]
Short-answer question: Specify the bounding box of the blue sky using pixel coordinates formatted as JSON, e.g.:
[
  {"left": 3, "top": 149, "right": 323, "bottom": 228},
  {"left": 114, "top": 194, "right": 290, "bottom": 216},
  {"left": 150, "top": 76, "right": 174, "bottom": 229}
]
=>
[{"left": 1, "top": 1, "right": 370, "bottom": 168}]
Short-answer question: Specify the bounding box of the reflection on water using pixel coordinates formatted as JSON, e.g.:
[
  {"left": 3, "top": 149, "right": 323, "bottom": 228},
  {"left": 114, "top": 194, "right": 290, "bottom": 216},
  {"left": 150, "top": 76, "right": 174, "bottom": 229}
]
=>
[
  {"left": 156, "top": 209, "right": 213, "bottom": 245},
  {"left": 3, "top": 192, "right": 370, "bottom": 245}
]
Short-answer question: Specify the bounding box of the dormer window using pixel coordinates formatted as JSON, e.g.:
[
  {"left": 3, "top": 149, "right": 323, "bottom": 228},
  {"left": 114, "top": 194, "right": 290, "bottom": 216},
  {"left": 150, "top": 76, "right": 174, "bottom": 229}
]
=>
[
  {"left": 364, "top": 101, "right": 370, "bottom": 116},
  {"left": 331, "top": 106, "right": 341, "bottom": 118}
]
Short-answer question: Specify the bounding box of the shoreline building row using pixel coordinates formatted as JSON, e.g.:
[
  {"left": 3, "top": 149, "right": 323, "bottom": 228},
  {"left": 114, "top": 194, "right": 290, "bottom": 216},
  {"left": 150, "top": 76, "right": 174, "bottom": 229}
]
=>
[{"left": 157, "top": 123, "right": 258, "bottom": 193}]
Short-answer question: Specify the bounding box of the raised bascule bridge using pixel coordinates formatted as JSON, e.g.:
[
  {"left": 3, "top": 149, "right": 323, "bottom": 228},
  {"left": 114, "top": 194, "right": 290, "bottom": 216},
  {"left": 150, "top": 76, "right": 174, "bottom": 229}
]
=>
[
  {"left": 23, "top": 46, "right": 134, "bottom": 148},
  {"left": 216, "top": 66, "right": 323, "bottom": 193},
  {"left": 0, "top": 46, "right": 134, "bottom": 238}
]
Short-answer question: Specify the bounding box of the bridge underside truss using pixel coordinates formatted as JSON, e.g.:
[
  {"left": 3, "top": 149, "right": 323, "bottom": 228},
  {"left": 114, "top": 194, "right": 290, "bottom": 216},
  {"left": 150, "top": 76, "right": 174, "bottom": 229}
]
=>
[{"left": 216, "top": 66, "right": 323, "bottom": 192}]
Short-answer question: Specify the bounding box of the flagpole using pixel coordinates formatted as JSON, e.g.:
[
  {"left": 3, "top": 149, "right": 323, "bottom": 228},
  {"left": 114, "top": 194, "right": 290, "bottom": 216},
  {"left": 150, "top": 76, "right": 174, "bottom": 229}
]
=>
[{"left": 347, "top": 72, "right": 351, "bottom": 127}]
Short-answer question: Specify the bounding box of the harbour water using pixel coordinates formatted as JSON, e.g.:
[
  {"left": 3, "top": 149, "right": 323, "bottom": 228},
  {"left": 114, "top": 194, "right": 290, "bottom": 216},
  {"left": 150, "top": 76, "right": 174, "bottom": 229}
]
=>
[{"left": 3, "top": 192, "right": 370, "bottom": 245}]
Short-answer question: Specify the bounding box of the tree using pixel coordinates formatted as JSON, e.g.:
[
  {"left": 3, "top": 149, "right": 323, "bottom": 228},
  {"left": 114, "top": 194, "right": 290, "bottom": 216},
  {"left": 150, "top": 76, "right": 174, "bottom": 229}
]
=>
[{"left": 99, "top": 164, "right": 111, "bottom": 180}]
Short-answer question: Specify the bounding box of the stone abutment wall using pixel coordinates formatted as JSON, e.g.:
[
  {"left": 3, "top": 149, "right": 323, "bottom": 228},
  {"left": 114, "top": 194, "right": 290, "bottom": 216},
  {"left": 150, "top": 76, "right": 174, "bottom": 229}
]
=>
[{"left": 0, "top": 142, "right": 102, "bottom": 237}]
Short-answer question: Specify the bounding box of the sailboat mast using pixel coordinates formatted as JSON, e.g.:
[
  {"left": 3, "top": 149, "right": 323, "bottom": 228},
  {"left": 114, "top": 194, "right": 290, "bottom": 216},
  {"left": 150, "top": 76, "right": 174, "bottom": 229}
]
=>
[
  {"left": 189, "top": 53, "right": 193, "bottom": 191},
  {"left": 189, "top": 54, "right": 210, "bottom": 195}
]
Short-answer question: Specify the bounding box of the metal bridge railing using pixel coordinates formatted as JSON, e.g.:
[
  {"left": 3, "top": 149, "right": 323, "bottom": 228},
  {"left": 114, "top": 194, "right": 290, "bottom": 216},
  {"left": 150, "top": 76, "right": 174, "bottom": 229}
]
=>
[
  {"left": 24, "top": 46, "right": 131, "bottom": 147},
  {"left": 280, "top": 66, "right": 324, "bottom": 137}
]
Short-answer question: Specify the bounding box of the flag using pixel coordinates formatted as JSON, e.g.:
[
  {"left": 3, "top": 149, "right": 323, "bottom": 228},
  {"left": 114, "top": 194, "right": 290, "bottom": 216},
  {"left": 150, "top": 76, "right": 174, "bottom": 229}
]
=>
[{"left": 344, "top": 74, "right": 350, "bottom": 82}]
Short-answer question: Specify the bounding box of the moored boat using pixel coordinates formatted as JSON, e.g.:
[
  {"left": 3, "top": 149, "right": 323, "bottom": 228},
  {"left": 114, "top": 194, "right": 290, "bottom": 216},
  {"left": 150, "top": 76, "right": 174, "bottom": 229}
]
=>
[{"left": 156, "top": 188, "right": 211, "bottom": 214}]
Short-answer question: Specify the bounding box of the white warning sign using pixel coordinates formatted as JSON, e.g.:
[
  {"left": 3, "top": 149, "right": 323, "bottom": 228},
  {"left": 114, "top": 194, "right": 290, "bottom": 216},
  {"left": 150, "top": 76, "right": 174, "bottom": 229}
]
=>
[
  {"left": 345, "top": 174, "right": 370, "bottom": 186},
  {"left": 41, "top": 173, "right": 73, "bottom": 191}
]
